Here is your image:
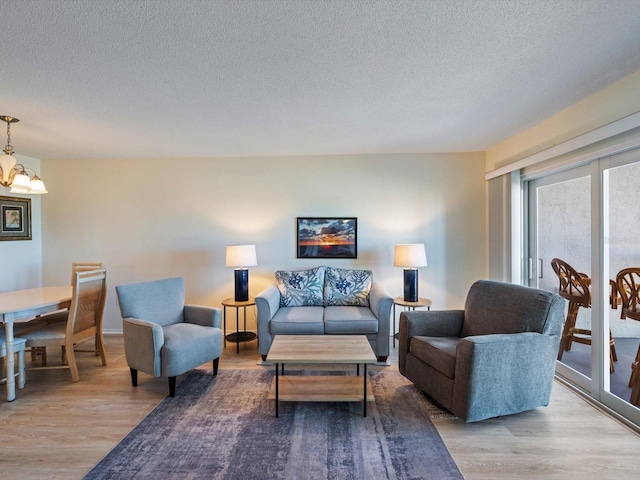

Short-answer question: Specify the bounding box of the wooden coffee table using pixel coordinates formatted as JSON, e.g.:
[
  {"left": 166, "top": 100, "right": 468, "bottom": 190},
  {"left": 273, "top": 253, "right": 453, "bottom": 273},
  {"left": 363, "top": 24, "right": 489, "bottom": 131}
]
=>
[{"left": 266, "top": 335, "right": 377, "bottom": 418}]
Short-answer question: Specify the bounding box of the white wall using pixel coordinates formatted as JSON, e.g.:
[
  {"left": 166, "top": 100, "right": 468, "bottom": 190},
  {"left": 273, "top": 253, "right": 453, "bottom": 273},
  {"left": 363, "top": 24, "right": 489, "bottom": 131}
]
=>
[
  {"left": 0, "top": 153, "right": 43, "bottom": 291},
  {"left": 486, "top": 69, "right": 640, "bottom": 171},
  {"left": 40, "top": 153, "right": 486, "bottom": 333}
]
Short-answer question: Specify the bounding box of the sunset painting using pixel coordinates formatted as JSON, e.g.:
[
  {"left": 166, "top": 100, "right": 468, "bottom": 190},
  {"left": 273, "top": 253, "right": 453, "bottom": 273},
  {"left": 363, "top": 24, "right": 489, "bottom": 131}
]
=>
[{"left": 297, "top": 217, "right": 357, "bottom": 258}]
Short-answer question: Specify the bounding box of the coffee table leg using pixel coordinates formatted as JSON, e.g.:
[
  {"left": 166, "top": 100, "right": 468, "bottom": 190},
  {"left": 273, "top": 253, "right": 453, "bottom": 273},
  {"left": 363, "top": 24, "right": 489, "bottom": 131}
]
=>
[
  {"left": 275, "top": 362, "right": 279, "bottom": 418},
  {"left": 363, "top": 363, "right": 367, "bottom": 417}
]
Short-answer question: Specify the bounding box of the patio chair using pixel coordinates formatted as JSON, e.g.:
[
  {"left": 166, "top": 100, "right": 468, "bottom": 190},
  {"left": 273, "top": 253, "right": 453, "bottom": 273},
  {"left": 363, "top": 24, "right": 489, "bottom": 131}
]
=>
[{"left": 615, "top": 267, "right": 640, "bottom": 406}]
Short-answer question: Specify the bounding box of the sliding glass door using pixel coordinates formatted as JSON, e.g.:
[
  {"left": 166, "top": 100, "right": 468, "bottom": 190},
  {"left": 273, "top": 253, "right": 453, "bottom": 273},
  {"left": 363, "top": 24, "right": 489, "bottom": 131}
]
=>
[
  {"left": 528, "top": 166, "right": 592, "bottom": 390},
  {"left": 526, "top": 148, "right": 640, "bottom": 425},
  {"left": 602, "top": 151, "right": 640, "bottom": 416}
]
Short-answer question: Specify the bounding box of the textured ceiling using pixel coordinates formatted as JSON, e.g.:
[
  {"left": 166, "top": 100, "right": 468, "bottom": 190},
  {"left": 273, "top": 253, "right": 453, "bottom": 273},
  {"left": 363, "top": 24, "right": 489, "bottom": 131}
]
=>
[{"left": 1, "top": 0, "right": 640, "bottom": 161}]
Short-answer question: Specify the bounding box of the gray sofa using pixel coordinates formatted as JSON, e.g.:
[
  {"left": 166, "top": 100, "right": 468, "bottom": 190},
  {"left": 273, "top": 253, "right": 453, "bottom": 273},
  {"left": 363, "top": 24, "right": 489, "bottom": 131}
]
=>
[
  {"left": 399, "top": 280, "right": 564, "bottom": 422},
  {"left": 256, "top": 266, "right": 393, "bottom": 362}
]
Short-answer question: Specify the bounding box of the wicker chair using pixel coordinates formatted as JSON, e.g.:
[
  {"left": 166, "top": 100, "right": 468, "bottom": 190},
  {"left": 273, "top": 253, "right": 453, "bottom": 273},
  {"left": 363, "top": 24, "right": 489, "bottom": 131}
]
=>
[
  {"left": 615, "top": 267, "right": 640, "bottom": 406},
  {"left": 551, "top": 258, "right": 617, "bottom": 372}
]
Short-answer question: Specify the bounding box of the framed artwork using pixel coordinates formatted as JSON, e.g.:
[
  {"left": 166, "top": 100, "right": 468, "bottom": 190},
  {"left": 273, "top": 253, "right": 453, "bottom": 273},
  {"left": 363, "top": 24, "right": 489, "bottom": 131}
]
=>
[
  {"left": 296, "top": 217, "right": 357, "bottom": 259},
  {"left": 0, "top": 195, "right": 32, "bottom": 241}
]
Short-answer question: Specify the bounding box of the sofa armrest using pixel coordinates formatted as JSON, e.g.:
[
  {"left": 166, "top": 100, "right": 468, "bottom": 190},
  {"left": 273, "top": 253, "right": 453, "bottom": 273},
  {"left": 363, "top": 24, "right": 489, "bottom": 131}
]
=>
[
  {"left": 401, "top": 310, "right": 465, "bottom": 338},
  {"left": 398, "top": 310, "right": 464, "bottom": 375},
  {"left": 256, "top": 284, "right": 282, "bottom": 357},
  {"left": 122, "top": 317, "right": 164, "bottom": 377},
  {"left": 369, "top": 283, "right": 393, "bottom": 321},
  {"left": 368, "top": 283, "right": 393, "bottom": 360},
  {"left": 452, "top": 332, "right": 559, "bottom": 422},
  {"left": 184, "top": 304, "right": 222, "bottom": 329}
]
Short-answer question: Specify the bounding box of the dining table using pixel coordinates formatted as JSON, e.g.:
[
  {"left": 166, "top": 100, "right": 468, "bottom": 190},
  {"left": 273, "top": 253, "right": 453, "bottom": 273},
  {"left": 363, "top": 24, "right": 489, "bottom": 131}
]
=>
[{"left": 0, "top": 285, "right": 72, "bottom": 401}]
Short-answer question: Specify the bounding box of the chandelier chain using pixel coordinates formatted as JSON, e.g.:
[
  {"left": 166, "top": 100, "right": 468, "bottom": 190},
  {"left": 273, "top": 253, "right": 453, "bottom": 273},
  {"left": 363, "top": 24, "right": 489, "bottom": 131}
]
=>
[{"left": 4, "top": 121, "right": 13, "bottom": 155}]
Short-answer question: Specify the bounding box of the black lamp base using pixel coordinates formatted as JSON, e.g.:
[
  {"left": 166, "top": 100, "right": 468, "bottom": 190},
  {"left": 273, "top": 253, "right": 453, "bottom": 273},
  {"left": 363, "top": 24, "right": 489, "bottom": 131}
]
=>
[
  {"left": 403, "top": 269, "right": 418, "bottom": 302},
  {"left": 234, "top": 269, "right": 249, "bottom": 302}
]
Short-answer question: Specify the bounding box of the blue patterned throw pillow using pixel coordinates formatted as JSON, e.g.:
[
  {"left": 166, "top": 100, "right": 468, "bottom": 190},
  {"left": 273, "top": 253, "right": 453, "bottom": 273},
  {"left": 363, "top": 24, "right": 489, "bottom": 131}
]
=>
[
  {"left": 276, "top": 266, "right": 326, "bottom": 307},
  {"left": 323, "top": 267, "right": 372, "bottom": 307}
]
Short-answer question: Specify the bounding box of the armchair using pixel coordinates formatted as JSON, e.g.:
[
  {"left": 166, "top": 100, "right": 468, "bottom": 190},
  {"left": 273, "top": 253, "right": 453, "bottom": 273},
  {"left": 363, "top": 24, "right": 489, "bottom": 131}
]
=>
[
  {"left": 399, "top": 280, "right": 564, "bottom": 422},
  {"left": 115, "top": 277, "right": 223, "bottom": 397}
]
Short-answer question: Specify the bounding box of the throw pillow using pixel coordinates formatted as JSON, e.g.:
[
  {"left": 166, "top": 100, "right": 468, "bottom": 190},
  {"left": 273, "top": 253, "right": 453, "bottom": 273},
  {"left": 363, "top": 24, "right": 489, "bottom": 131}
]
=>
[
  {"left": 324, "top": 267, "right": 372, "bottom": 307},
  {"left": 276, "top": 266, "right": 325, "bottom": 307}
]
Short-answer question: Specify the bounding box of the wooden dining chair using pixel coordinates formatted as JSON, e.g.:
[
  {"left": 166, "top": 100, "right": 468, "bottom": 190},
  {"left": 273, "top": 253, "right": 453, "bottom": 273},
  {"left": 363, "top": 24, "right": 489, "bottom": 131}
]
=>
[
  {"left": 20, "top": 269, "right": 108, "bottom": 382},
  {"left": 24, "top": 262, "right": 104, "bottom": 364},
  {"left": 615, "top": 267, "right": 640, "bottom": 406},
  {"left": 551, "top": 258, "right": 617, "bottom": 372}
]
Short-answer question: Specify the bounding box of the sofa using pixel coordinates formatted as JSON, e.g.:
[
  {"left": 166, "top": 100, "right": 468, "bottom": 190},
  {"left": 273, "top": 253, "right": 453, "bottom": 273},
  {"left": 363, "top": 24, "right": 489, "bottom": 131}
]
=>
[
  {"left": 399, "top": 280, "right": 564, "bottom": 422},
  {"left": 256, "top": 266, "right": 393, "bottom": 362}
]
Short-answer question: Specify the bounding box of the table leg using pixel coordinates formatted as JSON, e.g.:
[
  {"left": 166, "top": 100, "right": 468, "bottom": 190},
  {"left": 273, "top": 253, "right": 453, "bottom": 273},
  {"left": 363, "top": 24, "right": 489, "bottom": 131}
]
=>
[
  {"left": 3, "top": 314, "right": 16, "bottom": 401},
  {"left": 235, "top": 307, "right": 240, "bottom": 354},
  {"left": 243, "top": 305, "right": 247, "bottom": 333},
  {"left": 393, "top": 303, "right": 396, "bottom": 348},
  {"left": 223, "top": 305, "right": 227, "bottom": 347},
  {"left": 363, "top": 363, "right": 367, "bottom": 417},
  {"left": 275, "top": 362, "right": 279, "bottom": 418}
]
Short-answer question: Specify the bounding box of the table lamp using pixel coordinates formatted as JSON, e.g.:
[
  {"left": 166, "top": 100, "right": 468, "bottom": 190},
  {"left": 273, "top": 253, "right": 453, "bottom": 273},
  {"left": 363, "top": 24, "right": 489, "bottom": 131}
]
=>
[
  {"left": 394, "top": 244, "right": 427, "bottom": 302},
  {"left": 226, "top": 244, "right": 257, "bottom": 302}
]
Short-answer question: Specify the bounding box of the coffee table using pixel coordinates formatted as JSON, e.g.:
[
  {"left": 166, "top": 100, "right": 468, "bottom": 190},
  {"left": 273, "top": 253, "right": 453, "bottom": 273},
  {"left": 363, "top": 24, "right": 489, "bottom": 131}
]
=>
[{"left": 266, "top": 335, "right": 377, "bottom": 418}]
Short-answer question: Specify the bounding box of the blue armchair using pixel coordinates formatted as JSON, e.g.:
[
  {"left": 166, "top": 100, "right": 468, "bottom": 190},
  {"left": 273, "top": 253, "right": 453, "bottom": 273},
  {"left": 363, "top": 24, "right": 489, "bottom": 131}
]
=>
[
  {"left": 399, "top": 280, "right": 564, "bottom": 422},
  {"left": 115, "top": 277, "right": 223, "bottom": 397}
]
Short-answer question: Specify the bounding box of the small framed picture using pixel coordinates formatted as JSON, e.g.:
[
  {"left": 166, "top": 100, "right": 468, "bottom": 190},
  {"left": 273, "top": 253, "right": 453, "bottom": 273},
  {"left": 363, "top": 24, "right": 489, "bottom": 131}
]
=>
[
  {"left": 0, "top": 195, "right": 32, "bottom": 241},
  {"left": 297, "top": 217, "right": 357, "bottom": 259}
]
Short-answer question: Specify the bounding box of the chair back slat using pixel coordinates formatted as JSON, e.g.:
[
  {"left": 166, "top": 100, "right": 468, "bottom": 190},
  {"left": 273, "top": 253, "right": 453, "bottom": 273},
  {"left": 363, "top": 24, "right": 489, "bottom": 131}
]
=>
[
  {"left": 67, "top": 269, "right": 107, "bottom": 339},
  {"left": 616, "top": 268, "right": 640, "bottom": 321},
  {"left": 550, "top": 258, "right": 591, "bottom": 307}
]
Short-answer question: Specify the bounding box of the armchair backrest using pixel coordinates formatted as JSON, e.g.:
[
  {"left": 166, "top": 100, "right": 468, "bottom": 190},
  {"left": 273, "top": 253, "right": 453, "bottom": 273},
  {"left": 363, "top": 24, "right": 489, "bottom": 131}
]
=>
[
  {"left": 116, "top": 277, "right": 186, "bottom": 327},
  {"left": 460, "top": 280, "right": 564, "bottom": 337}
]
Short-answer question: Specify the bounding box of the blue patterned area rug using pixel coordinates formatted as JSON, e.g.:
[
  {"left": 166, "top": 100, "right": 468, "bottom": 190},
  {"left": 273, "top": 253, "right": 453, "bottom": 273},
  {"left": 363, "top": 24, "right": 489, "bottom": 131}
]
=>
[{"left": 84, "top": 368, "right": 463, "bottom": 480}]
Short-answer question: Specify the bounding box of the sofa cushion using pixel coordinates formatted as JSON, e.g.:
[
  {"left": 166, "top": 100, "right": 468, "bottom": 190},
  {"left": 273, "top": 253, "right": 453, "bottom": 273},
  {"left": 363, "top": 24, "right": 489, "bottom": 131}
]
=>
[
  {"left": 275, "top": 266, "right": 325, "bottom": 307},
  {"left": 323, "top": 267, "right": 372, "bottom": 307},
  {"left": 324, "top": 306, "right": 379, "bottom": 334},
  {"left": 270, "top": 306, "right": 325, "bottom": 334},
  {"left": 409, "top": 336, "right": 459, "bottom": 379}
]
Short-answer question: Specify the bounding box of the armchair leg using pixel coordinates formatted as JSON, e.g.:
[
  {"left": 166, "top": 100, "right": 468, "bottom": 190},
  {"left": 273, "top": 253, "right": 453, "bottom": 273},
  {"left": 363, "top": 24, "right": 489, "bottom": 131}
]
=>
[
  {"left": 130, "top": 368, "right": 138, "bottom": 387},
  {"left": 261, "top": 354, "right": 267, "bottom": 361},
  {"left": 169, "top": 376, "right": 176, "bottom": 397},
  {"left": 213, "top": 357, "right": 219, "bottom": 376},
  {"left": 377, "top": 356, "right": 388, "bottom": 363}
]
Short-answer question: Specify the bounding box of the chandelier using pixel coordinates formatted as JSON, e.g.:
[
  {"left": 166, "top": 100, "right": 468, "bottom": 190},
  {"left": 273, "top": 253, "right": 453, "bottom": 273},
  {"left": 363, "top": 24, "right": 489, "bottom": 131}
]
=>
[{"left": 0, "top": 115, "right": 47, "bottom": 194}]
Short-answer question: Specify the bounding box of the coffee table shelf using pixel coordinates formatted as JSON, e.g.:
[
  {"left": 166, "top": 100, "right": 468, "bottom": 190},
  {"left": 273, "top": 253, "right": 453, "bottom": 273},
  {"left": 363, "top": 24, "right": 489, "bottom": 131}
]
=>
[{"left": 268, "top": 375, "right": 374, "bottom": 402}]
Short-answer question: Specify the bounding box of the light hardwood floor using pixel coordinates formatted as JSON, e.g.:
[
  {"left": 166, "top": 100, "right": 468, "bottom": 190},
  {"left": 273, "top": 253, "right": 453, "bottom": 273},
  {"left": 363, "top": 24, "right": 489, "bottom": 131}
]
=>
[{"left": 1, "top": 335, "right": 639, "bottom": 479}]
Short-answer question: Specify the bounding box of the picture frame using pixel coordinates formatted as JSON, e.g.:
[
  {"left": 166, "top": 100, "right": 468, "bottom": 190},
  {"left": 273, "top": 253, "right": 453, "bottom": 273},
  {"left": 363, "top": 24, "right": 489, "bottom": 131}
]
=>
[
  {"left": 0, "top": 195, "right": 32, "bottom": 241},
  {"left": 296, "top": 217, "right": 357, "bottom": 259}
]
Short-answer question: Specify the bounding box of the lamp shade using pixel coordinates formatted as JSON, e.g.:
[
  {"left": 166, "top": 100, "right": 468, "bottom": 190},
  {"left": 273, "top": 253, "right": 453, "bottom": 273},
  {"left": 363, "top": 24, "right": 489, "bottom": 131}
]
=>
[
  {"left": 393, "top": 244, "right": 427, "bottom": 268},
  {"left": 226, "top": 244, "right": 257, "bottom": 268}
]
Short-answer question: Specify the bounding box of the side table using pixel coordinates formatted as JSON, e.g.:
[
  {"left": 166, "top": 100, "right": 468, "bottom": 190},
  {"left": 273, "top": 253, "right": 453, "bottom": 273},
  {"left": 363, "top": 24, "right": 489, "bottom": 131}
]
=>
[
  {"left": 392, "top": 297, "right": 432, "bottom": 348},
  {"left": 222, "top": 297, "right": 257, "bottom": 354}
]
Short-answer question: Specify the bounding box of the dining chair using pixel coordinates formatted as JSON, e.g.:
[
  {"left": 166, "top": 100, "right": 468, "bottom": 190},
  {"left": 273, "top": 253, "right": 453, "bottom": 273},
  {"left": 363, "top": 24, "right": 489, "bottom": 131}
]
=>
[
  {"left": 20, "top": 262, "right": 104, "bottom": 365},
  {"left": 551, "top": 258, "right": 617, "bottom": 372},
  {"left": 19, "top": 269, "right": 108, "bottom": 382},
  {"left": 615, "top": 267, "right": 640, "bottom": 406},
  {"left": 0, "top": 334, "right": 27, "bottom": 390}
]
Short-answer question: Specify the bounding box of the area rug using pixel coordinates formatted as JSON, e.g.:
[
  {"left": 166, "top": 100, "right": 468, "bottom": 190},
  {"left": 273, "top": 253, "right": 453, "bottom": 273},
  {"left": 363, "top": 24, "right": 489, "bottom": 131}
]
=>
[{"left": 84, "top": 368, "right": 463, "bottom": 480}]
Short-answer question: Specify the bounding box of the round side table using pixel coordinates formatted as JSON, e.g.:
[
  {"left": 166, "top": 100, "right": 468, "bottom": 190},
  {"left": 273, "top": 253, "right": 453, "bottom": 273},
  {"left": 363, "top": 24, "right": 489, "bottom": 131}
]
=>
[
  {"left": 392, "top": 297, "right": 432, "bottom": 348},
  {"left": 222, "top": 297, "right": 257, "bottom": 354}
]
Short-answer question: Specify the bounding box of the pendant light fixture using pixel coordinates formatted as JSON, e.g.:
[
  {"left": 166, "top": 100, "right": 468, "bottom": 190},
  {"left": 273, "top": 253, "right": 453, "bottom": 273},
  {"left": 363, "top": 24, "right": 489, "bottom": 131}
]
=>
[{"left": 0, "top": 116, "right": 48, "bottom": 194}]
